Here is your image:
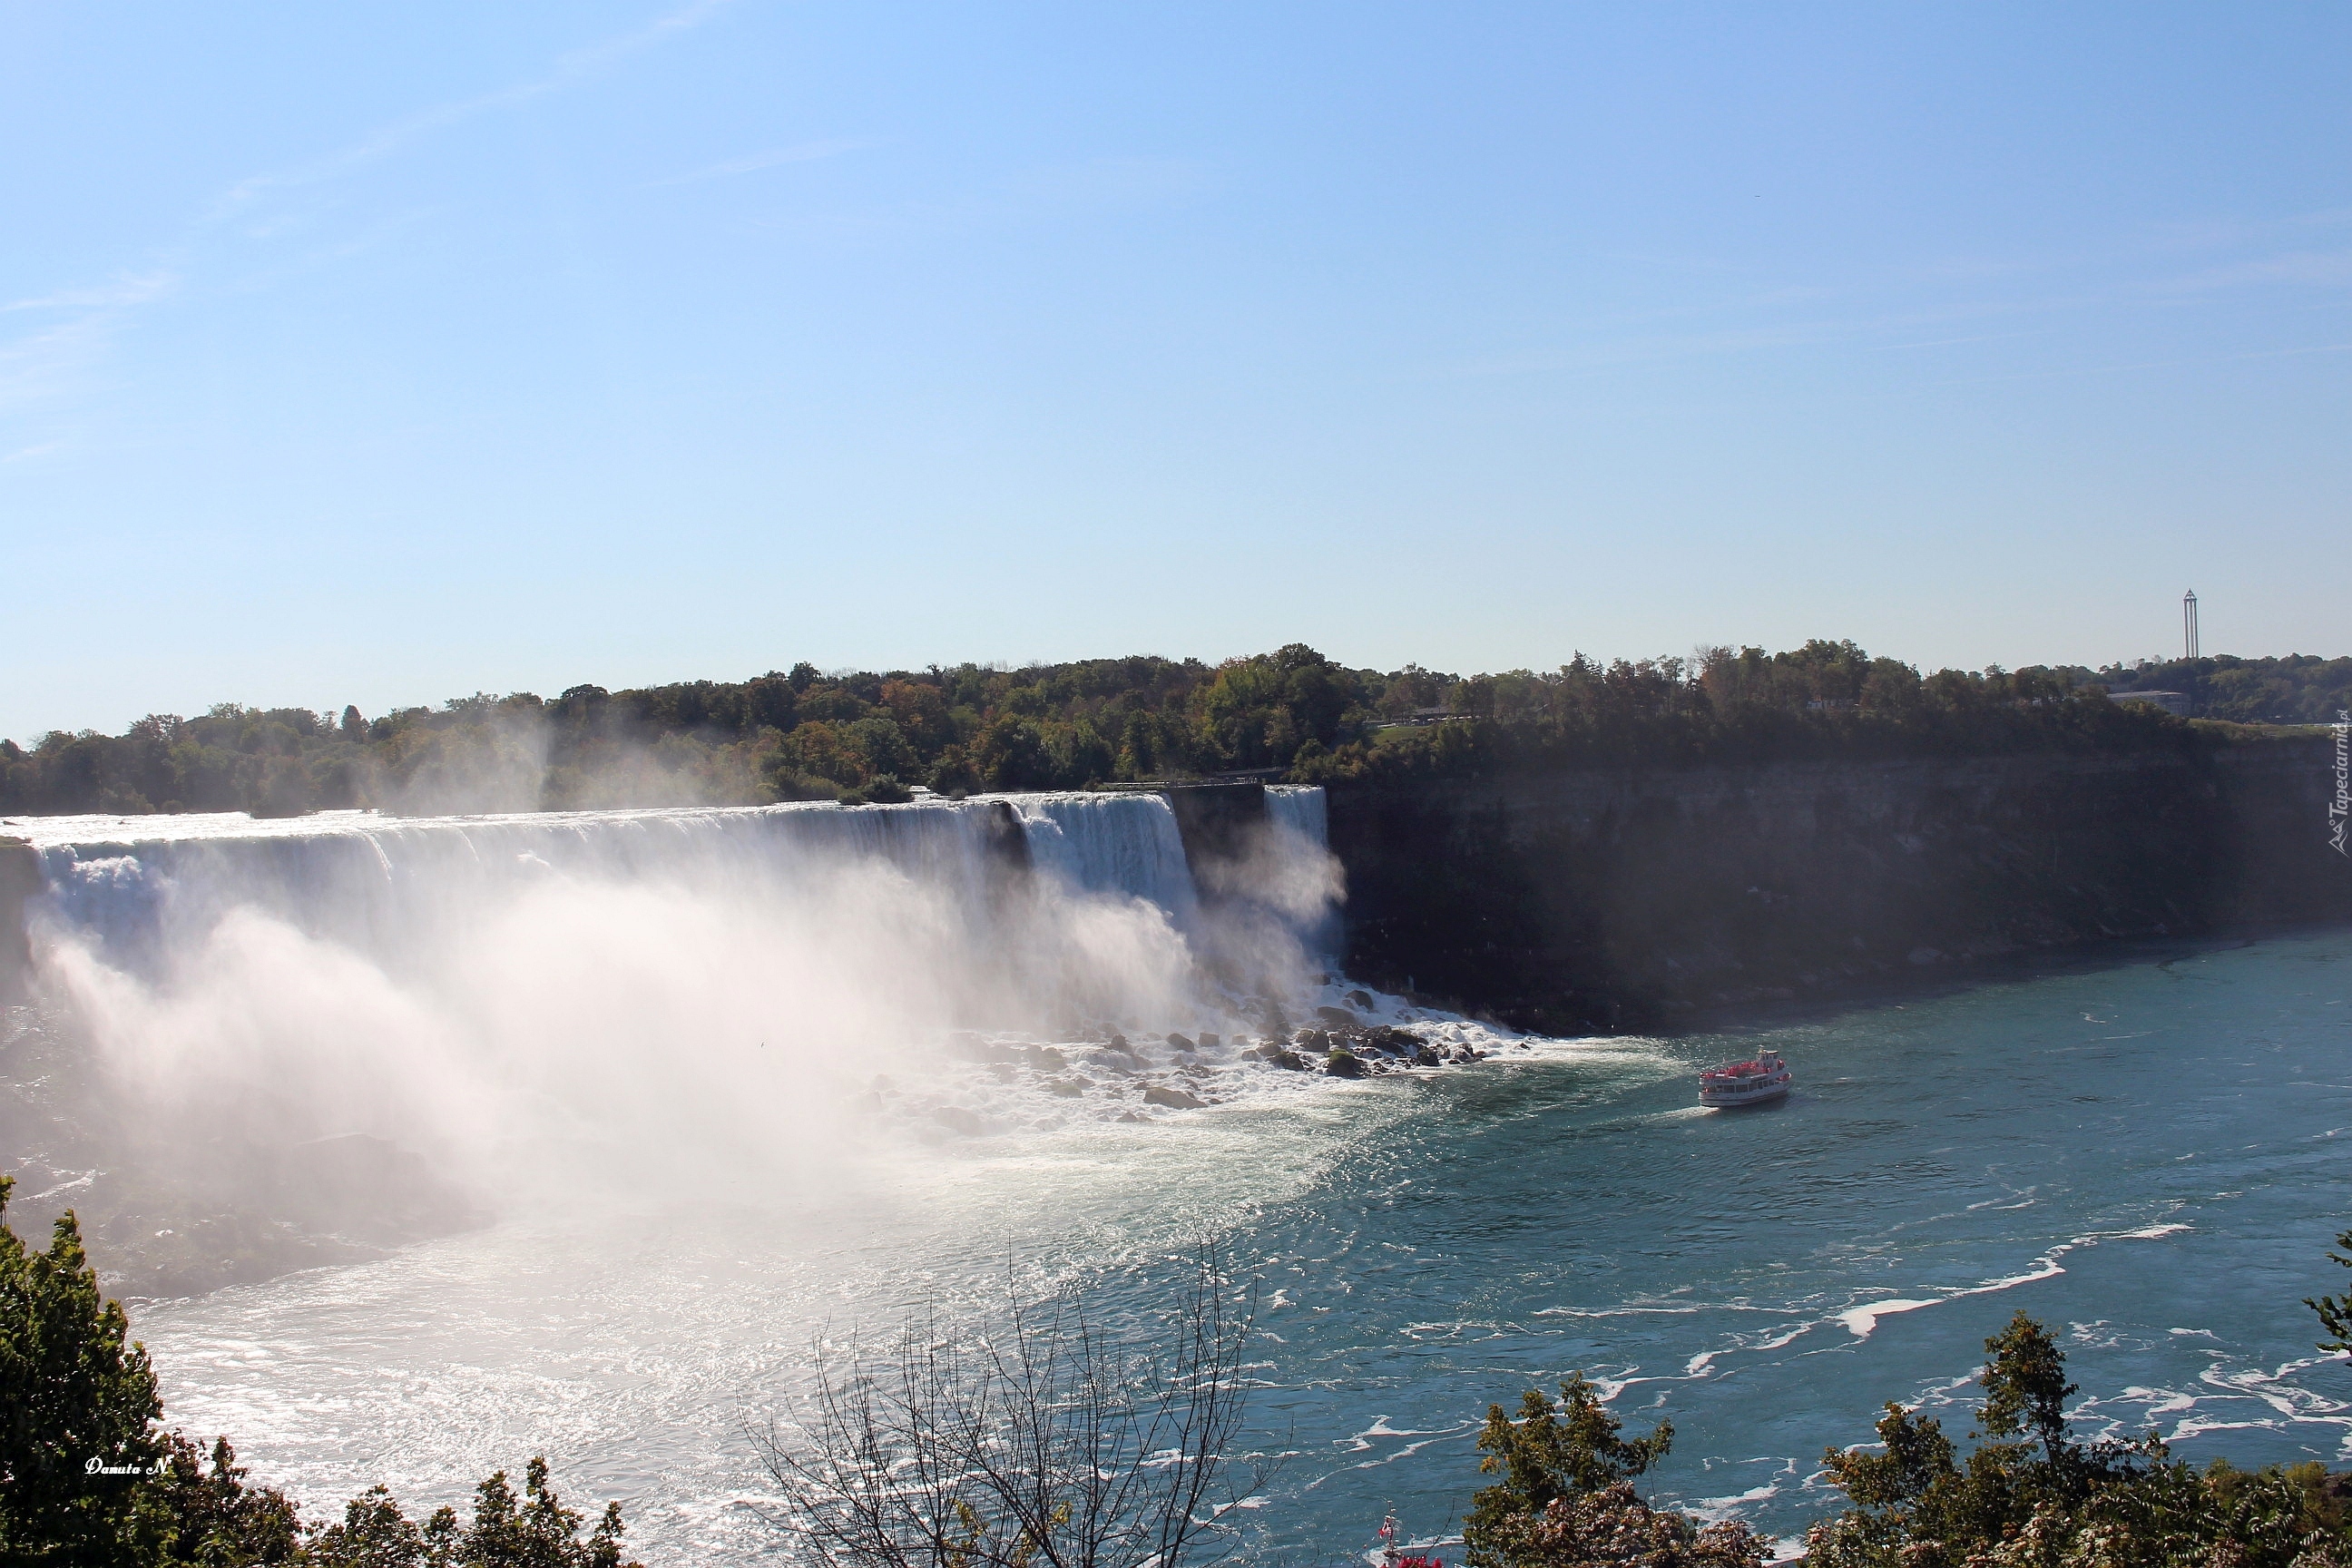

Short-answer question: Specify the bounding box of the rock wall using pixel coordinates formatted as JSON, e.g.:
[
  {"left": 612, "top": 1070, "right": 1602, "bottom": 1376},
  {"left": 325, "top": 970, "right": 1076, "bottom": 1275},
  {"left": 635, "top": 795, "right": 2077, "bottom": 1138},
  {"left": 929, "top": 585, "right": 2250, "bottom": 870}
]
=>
[
  {"left": 0, "top": 838, "right": 36, "bottom": 1004},
  {"left": 1327, "top": 740, "right": 2352, "bottom": 1032}
]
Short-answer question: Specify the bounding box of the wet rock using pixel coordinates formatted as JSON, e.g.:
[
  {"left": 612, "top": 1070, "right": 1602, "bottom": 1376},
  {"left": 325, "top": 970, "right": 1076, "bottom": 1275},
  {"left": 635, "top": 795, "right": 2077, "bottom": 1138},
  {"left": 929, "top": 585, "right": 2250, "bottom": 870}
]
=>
[
  {"left": 1165, "top": 1033, "right": 1195, "bottom": 1052},
  {"left": 1048, "top": 1077, "right": 1085, "bottom": 1098},
  {"left": 1142, "top": 1085, "right": 1205, "bottom": 1110},
  {"left": 1028, "top": 1045, "right": 1067, "bottom": 1071},
  {"left": 1346, "top": 989, "right": 1374, "bottom": 1010},
  {"left": 1271, "top": 1050, "right": 1306, "bottom": 1071},
  {"left": 1109, "top": 1033, "right": 1130, "bottom": 1051},
  {"left": 932, "top": 1105, "right": 986, "bottom": 1137},
  {"left": 1324, "top": 1050, "right": 1366, "bottom": 1079},
  {"left": 1116, "top": 1111, "right": 1146, "bottom": 1123},
  {"left": 1316, "top": 1005, "right": 1361, "bottom": 1030},
  {"left": 1198, "top": 1033, "right": 1220, "bottom": 1049},
  {"left": 1413, "top": 1046, "right": 1444, "bottom": 1067}
]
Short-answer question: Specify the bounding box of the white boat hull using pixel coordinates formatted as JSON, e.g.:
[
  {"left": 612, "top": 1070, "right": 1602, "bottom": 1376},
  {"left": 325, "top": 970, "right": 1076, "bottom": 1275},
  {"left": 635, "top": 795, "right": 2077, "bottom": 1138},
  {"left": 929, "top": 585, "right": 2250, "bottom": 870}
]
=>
[{"left": 1700, "top": 1081, "right": 1789, "bottom": 1108}]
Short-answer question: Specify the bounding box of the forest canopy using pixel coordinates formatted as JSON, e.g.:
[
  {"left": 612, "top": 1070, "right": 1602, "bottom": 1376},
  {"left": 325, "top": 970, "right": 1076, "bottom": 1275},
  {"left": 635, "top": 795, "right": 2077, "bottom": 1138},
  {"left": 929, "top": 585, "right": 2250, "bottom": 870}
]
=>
[{"left": 2, "top": 644, "right": 2339, "bottom": 818}]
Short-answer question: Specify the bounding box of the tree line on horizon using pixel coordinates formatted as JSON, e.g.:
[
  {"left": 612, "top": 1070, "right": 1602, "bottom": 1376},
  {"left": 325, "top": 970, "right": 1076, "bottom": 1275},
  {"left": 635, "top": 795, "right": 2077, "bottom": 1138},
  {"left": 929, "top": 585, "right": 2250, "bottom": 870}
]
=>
[{"left": 1, "top": 644, "right": 2343, "bottom": 818}]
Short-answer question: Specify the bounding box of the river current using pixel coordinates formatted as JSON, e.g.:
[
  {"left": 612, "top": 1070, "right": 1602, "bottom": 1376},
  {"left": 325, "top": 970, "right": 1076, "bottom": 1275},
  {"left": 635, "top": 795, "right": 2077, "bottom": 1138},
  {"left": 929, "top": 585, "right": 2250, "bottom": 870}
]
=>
[{"left": 124, "top": 928, "right": 2351, "bottom": 1563}]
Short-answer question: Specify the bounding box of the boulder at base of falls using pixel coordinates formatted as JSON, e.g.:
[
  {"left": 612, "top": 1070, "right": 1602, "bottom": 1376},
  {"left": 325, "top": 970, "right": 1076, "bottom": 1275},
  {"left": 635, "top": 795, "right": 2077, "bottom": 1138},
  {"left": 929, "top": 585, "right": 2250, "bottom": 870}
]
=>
[
  {"left": 1316, "top": 1005, "right": 1361, "bottom": 1030},
  {"left": 1047, "top": 1077, "right": 1085, "bottom": 1097},
  {"left": 1324, "top": 1050, "right": 1366, "bottom": 1079},
  {"left": 1271, "top": 1050, "right": 1306, "bottom": 1070},
  {"left": 1199, "top": 1033, "right": 1220, "bottom": 1049},
  {"left": 1346, "top": 990, "right": 1375, "bottom": 1009},
  {"left": 1413, "top": 1046, "right": 1444, "bottom": 1067},
  {"left": 932, "top": 1105, "right": 986, "bottom": 1136},
  {"left": 1142, "top": 1084, "right": 1205, "bottom": 1109},
  {"left": 1165, "top": 1033, "right": 1195, "bottom": 1052}
]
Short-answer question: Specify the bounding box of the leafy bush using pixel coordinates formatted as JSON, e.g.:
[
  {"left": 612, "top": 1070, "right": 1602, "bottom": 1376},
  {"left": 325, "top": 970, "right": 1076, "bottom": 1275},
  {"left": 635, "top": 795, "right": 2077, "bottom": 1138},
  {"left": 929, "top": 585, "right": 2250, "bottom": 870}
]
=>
[
  {"left": 1806, "top": 1310, "right": 2352, "bottom": 1568},
  {"left": 0, "top": 1173, "right": 641, "bottom": 1566}
]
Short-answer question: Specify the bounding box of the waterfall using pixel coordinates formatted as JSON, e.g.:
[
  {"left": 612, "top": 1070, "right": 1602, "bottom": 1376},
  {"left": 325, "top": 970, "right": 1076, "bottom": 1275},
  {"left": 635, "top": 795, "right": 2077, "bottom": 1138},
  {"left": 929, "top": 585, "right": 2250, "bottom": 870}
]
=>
[
  {"left": 1264, "top": 786, "right": 1342, "bottom": 965},
  {"left": 1011, "top": 793, "right": 1201, "bottom": 932},
  {"left": 20, "top": 792, "right": 1251, "bottom": 973},
  {"left": 9, "top": 790, "right": 1343, "bottom": 1199}
]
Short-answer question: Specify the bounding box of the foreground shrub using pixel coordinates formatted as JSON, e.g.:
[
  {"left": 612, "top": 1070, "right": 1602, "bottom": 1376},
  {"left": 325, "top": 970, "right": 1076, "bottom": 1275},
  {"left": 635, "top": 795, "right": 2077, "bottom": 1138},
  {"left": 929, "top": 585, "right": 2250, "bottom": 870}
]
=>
[
  {"left": 1473, "top": 1483, "right": 1768, "bottom": 1568},
  {"left": 1806, "top": 1310, "right": 2352, "bottom": 1568},
  {"left": 1464, "top": 1371, "right": 1752, "bottom": 1568},
  {"left": 0, "top": 1172, "right": 640, "bottom": 1567}
]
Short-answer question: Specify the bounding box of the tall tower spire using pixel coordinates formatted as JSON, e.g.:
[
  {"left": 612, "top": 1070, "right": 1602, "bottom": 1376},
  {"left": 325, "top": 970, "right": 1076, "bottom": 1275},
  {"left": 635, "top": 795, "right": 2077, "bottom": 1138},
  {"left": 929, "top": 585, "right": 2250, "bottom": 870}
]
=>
[{"left": 2182, "top": 590, "right": 2200, "bottom": 660}]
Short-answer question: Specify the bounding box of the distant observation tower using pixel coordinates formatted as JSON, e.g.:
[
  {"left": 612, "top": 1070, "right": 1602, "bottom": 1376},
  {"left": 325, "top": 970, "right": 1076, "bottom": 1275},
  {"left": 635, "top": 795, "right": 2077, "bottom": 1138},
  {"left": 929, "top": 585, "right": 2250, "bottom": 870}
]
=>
[{"left": 2182, "top": 590, "right": 2200, "bottom": 660}]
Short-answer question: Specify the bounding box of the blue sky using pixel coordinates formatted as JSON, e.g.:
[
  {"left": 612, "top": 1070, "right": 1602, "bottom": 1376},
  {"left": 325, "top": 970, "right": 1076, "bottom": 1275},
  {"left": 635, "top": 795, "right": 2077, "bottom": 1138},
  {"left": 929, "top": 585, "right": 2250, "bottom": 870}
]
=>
[{"left": 3, "top": 2, "right": 2346, "bottom": 740}]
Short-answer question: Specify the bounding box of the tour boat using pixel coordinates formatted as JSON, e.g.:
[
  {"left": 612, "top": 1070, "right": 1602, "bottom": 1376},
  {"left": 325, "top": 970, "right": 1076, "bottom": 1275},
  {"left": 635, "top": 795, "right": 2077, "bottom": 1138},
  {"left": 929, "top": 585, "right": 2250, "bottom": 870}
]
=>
[{"left": 1699, "top": 1049, "right": 1791, "bottom": 1108}]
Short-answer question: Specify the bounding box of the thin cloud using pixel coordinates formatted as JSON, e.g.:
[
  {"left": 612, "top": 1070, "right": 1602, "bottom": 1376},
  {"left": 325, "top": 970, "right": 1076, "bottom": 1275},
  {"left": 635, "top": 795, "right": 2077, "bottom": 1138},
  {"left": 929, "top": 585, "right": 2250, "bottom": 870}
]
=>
[
  {"left": 0, "top": 310, "right": 142, "bottom": 413},
  {"left": 0, "top": 0, "right": 734, "bottom": 418},
  {"left": 644, "top": 139, "right": 876, "bottom": 188},
  {"left": 2146, "top": 207, "right": 2352, "bottom": 253},
  {"left": 1925, "top": 338, "right": 2352, "bottom": 389},
  {"left": 2147, "top": 250, "right": 2352, "bottom": 293},
  {"left": 200, "top": 0, "right": 742, "bottom": 228},
  {"left": 3, "top": 272, "right": 178, "bottom": 314}
]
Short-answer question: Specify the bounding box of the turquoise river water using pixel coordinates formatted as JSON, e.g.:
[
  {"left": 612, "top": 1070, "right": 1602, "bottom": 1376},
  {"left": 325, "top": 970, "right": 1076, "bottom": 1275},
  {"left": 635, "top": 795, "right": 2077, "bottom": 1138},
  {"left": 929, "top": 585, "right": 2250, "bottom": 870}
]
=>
[{"left": 133, "top": 930, "right": 2352, "bottom": 1563}]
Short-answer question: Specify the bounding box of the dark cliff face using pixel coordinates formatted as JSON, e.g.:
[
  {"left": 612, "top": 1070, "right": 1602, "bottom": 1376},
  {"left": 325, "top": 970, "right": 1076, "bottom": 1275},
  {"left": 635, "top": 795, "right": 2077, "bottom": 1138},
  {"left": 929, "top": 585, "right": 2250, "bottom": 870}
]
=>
[
  {"left": 0, "top": 838, "right": 36, "bottom": 1004},
  {"left": 1327, "top": 740, "right": 2351, "bottom": 1033}
]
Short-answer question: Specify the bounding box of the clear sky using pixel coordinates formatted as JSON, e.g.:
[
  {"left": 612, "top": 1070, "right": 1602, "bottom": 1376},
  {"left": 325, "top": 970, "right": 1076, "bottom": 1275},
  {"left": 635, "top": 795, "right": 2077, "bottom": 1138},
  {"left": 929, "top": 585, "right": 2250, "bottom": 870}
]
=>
[{"left": 3, "top": 2, "right": 2346, "bottom": 740}]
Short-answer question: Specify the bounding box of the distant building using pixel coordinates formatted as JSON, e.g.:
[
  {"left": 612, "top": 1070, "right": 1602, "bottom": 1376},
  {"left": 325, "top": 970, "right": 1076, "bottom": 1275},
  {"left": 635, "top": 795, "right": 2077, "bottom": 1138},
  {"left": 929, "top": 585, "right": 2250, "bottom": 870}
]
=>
[{"left": 2110, "top": 690, "right": 2192, "bottom": 716}]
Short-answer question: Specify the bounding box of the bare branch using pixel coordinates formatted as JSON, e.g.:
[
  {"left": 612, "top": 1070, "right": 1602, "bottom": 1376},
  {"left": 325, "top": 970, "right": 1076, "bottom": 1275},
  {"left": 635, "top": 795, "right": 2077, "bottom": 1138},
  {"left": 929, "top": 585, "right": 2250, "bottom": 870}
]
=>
[{"left": 751, "top": 1244, "right": 1267, "bottom": 1568}]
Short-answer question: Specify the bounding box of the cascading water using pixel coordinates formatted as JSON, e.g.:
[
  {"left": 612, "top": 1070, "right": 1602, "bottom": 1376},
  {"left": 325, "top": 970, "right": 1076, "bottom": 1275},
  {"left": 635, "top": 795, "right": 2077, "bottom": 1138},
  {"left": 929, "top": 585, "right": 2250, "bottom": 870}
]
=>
[
  {"left": 8, "top": 789, "right": 1366, "bottom": 1218},
  {"left": 1011, "top": 793, "right": 1201, "bottom": 927}
]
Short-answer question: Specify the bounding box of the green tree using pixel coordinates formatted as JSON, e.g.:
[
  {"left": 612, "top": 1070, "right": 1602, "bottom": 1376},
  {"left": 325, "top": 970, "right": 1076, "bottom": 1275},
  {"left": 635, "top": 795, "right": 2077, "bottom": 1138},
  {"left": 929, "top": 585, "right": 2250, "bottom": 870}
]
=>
[
  {"left": 2306, "top": 1229, "right": 2352, "bottom": 1355},
  {"left": 1818, "top": 1403, "right": 1956, "bottom": 1510},
  {"left": 448, "top": 1458, "right": 632, "bottom": 1568},
  {"left": 0, "top": 1171, "right": 165, "bottom": 1565},
  {"left": 0, "top": 1176, "right": 638, "bottom": 1567},
  {"left": 302, "top": 1487, "right": 435, "bottom": 1568},
  {"left": 1975, "top": 1311, "right": 2084, "bottom": 1493},
  {"left": 1808, "top": 1312, "right": 2178, "bottom": 1568},
  {"left": 1465, "top": 1374, "right": 1671, "bottom": 1568},
  {"left": 145, "top": 1434, "right": 305, "bottom": 1563}
]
